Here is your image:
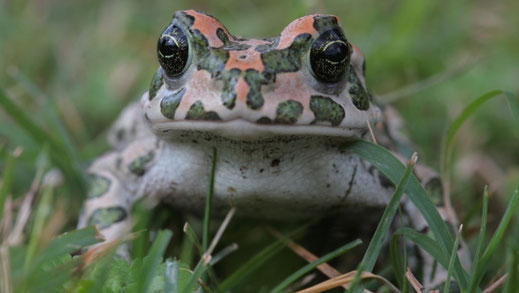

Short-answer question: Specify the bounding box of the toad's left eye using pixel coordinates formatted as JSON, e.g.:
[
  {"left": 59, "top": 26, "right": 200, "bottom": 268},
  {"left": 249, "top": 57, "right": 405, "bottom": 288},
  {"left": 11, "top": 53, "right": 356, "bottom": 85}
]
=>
[
  {"left": 310, "top": 29, "right": 352, "bottom": 83},
  {"left": 157, "top": 25, "right": 190, "bottom": 77}
]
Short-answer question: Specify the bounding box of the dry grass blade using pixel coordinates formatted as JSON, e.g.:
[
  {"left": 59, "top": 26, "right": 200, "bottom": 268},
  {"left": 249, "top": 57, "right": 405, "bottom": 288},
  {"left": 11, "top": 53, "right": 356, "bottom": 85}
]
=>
[
  {"left": 483, "top": 273, "right": 507, "bottom": 293},
  {"left": 405, "top": 267, "right": 424, "bottom": 293},
  {"left": 7, "top": 178, "right": 39, "bottom": 245},
  {"left": 366, "top": 120, "right": 377, "bottom": 144},
  {"left": 207, "top": 207, "right": 235, "bottom": 256},
  {"left": 1, "top": 196, "right": 12, "bottom": 241},
  {"left": 38, "top": 202, "right": 67, "bottom": 247},
  {"left": 268, "top": 227, "right": 341, "bottom": 279},
  {"left": 296, "top": 270, "right": 400, "bottom": 293},
  {"left": 0, "top": 245, "right": 11, "bottom": 293}
]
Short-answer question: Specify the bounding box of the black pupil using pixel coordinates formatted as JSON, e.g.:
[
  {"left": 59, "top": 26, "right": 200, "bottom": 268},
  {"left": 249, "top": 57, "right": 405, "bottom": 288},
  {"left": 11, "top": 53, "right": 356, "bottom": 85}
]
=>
[
  {"left": 159, "top": 36, "right": 179, "bottom": 57},
  {"left": 323, "top": 42, "right": 348, "bottom": 63},
  {"left": 157, "top": 25, "right": 189, "bottom": 77}
]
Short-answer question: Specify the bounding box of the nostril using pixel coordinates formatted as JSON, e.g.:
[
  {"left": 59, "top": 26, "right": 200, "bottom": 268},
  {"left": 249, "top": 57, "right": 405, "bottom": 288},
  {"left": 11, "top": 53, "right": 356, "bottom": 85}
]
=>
[{"left": 239, "top": 55, "right": 247, "bottom": 59}]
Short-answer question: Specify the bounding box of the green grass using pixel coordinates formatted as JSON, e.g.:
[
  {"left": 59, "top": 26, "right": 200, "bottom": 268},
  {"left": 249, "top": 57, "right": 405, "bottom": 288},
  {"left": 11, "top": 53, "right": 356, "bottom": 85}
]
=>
[{"left": 1, "top": 0, "right": 519, "bottom": 292}]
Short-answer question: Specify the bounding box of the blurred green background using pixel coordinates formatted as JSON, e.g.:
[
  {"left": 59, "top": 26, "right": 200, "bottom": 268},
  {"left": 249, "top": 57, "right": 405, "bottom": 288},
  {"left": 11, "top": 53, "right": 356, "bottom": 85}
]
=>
[{"left": 1, "top": 0, "right": 518, "bottom": 288}]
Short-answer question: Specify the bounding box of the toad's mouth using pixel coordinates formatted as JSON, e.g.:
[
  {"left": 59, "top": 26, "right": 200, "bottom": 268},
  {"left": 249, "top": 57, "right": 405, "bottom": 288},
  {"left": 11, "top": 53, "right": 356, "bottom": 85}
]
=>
[{"left": 150, "top": 118, "right": 369, "bottom": 140}]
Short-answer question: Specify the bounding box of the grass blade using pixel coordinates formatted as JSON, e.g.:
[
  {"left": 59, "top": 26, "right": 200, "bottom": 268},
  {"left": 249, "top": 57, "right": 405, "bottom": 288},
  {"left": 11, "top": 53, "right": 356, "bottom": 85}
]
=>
[
  {"left": 32, "top": 227, "right": 102, "bottom": 268},
  {"left": 0, "top": 148, "right": 20, "bottom": 219},
  {"left": 216, "top": 225, "right": 307, "bottom": 293},
  {"left": 360, "top": 153, "right": 417, "bottom": 272},
  {"left": 24, "top": 184, "right": 54, "bottom": 271},
  {"left": 0, "top": 88, "right": 84, "bottom": 188},
  {"left": 271, "top": 239, "right": 362, "bottom": 293},
  {"left": 441, "top": 90, "right": 507, "bottom": 174},
  {"left": 503, "top": 212, "right": 519, "bottom": 293},
  {"left": 135, "top": 229, "right": 173, "bottom": 293},
  {"left": 344, "top": 140, "right": 469, "bottom": 288},
  {"left": 202, "top": 147, "right": 217, "bottom": 252},
  {"left": 394, "top": 227, "right": 449, "bottom": 269},
  {"left": 444, "top": 225, "right": 463, "bottom": 293},
  {"left": 216, "top": 239, "right": 285, "bottom": 292},
  {"left": 467, "top": 187, "right": 489, "bottom": 293},
  {"left": 389, "top": 235, "right": 405, "bottom": 288},
  {"left": 183, "top": 223, "right": 203, "bottom": 256},
  {"left": 209, "top": 243, "right": 239, "bottom": 266},
  {"left": 472, "top": 187, "right": 519, "bottom": 287},
  {"left": 349, "top": 152, "right": 417, "bottom": 293}
]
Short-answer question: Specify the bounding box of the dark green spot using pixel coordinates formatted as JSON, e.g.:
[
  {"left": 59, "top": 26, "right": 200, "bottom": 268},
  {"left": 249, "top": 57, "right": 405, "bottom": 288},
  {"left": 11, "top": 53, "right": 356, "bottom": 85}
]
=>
[
  {"left": 347, "top": 67, "right": 369, "bottom": 110},
  {"left": 161, "top": 88, "right": 186, "bottom": 119},
  {"left": 312, "top": 15, "right": 340, "bottom": 34},
  {"left": 275, "top": 100, "right": 303, "bottom": 124},
  {"left": 220, "top": 69, "right": 241, "bottom": 109},
  {"left": 186, "top": 101, "right": 221, "bottom": 121},
  {"left": 261, "top": 33, "right": 312, "bottom": 75},
  {"left": 87, "top": 174, "right": 111, "bottom": 198},
  {"left": 309, "top": 95, "right": 345, "bottom": 126},
  {"left": 255, "top": 37, "right": 280, "bottom": 53},
  {"left": 115, "top": 129, "right": 125, "bottom": 141},
  {"left": 257, "top": 117, "right": 272, "bottom": 124},
  {"left": 128, "top": 151, "right": 155, "bottom": 176},
  {"left": 174, "top": 11, "right": 195, "bottom": 27},
  {"left": 244, "top": 69, "right": 267, "bottom": 110},
  {"left": 148, "top": 69, "right": 164, "bottom": 100},
  {"left": 88, "top": 207, "right": 127, "bottom": 230},
  {"left": 191, "top": 29, "right": 228, "bottom": 73}
]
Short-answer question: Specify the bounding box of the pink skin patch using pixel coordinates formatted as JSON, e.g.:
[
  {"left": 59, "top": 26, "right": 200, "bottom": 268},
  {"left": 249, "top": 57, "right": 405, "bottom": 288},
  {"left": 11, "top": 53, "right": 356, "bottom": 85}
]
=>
[
  {"left": 186, "top": 10, "right": 230, "bottom": 48},
  {"left": 235, "top": 77, "right": 250, "bottom": 104},
  {"left": 224, "top": 40, "right": 268, "bottom": 72},
  {"left": 276, "top": 15, "right": 342, "bottom": 50}
]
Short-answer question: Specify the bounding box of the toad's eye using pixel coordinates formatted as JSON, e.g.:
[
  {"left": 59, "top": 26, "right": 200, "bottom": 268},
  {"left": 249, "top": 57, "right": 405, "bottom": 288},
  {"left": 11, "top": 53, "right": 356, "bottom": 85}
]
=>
[
  {"left": 157, "top": 25, "right": 190, "bottom": 77},
  {"left": 310, "top": 29, "right": 351, "bottom": 83}
]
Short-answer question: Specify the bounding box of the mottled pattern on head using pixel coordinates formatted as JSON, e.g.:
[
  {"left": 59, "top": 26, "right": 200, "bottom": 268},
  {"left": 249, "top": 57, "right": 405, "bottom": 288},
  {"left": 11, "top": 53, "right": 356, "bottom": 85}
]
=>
[{"left": 144, "top": 9, "right": 380, "bottom": 138}]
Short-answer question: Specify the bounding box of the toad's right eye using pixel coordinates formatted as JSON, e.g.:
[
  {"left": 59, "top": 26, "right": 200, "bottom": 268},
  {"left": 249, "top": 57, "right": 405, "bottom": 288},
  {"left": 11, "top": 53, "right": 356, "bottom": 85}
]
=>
[{"left": 157, "top": 25, "right": 190, "bottom": 77}]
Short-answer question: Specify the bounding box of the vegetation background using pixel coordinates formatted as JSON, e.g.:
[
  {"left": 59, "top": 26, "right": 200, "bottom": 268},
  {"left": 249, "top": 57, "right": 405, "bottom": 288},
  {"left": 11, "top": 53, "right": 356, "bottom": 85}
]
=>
[{"left": 1, "top": 0, "right": 518, "bottom": 292}]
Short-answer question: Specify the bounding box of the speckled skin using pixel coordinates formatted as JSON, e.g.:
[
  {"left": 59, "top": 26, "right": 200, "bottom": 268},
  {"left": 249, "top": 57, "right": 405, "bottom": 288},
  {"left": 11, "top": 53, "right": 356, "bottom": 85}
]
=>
[{"left": 78, "top": 10, "right": 456, "bottom": 288}]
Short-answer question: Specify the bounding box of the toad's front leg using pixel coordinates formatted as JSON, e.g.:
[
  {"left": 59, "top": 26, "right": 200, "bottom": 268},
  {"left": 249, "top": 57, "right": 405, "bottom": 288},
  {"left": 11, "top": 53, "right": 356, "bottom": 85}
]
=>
[{"left": 77, "top": 138, "right": 162, "bottom": 248}]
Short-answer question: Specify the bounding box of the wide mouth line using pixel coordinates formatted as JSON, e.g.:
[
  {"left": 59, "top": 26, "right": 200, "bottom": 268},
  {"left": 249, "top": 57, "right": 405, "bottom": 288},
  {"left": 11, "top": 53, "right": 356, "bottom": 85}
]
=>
[{"left": 151, "top": 119, "right": 368, "bottom": 139}]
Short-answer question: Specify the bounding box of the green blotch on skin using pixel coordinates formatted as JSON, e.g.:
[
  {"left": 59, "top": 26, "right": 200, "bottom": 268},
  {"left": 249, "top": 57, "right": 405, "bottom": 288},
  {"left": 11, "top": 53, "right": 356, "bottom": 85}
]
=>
[
  {"left": 186, "top": 101, "right": 221, "bottom": 121},
  {"left": 312, "top": 15, "right": 340, "bottom": 33},
  {"left": 128, "top": 151, "right": 155, "bottom": 176},
  {"left": 255, "top": 37, "right": 280, "bottom": 53},
  {"left": 149, "top": 69, "right": 164, "bottom": 100},
  {"left": 190, "top": 29, "right": 228, "bottom": 74},
  {"left": 275, "top": 100, "right": 303, "bottom": 124},
  {"left": 309, "top": 95, "right": 345, "bottom": 126},
  {"left": 244, "top": 70, "right": 268, "bottom": 110},
  {"left": 261, "top": 33, "right": 312, "bottom": 75},
  {"left": 220, "top": 69, "right": 241, "bottom": 110},
  {"left": 88, "top": 207, "right": 127, "bottom": 230},
  {"left": 347, "top": 68, "right": 369, "bottom": 110},
  {"left": 161, "top": 88, "right": 186, "bottom": 119},
  {"left": 87, "top": 174, "right": 111, "bottom": 198}
]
